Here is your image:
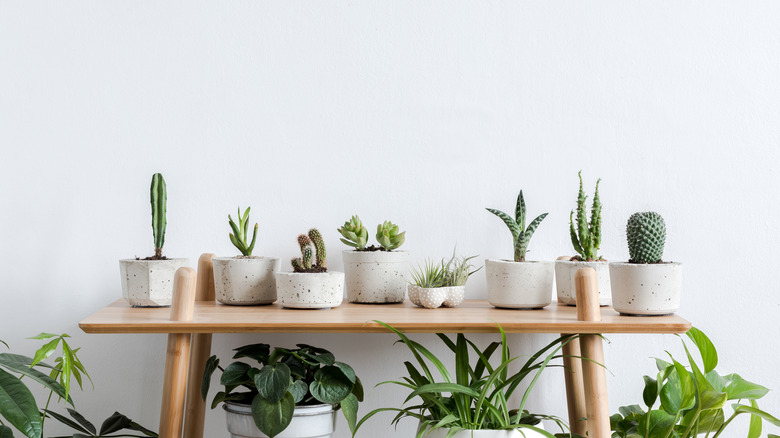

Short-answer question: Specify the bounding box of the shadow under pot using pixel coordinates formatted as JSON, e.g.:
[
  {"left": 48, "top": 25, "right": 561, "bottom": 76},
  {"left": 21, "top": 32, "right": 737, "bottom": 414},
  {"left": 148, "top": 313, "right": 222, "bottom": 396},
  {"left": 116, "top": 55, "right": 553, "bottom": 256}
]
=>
[
  {"left": 224, "top": 401, "right": 336, "bottom": 438},
  {"left": 485, "top": 259, "right": 553, "bottom": 309},
  {"left": 212, "top": 256, "right": 281, "bottom": 305},
  {"left": 609, "top": 262, "right": 682, "bottom": 316},
  {"left": 119, "top": 258, "right": 190, "bottom": 307},
  {"left": 343, "top": 250, "right": 409, "bottom": 304},
  {"left": 275, "top": 271, "right": 345, "bottom": 309},
  {"left": 554, "top": 260, "right": 611, "bottom": 306}
]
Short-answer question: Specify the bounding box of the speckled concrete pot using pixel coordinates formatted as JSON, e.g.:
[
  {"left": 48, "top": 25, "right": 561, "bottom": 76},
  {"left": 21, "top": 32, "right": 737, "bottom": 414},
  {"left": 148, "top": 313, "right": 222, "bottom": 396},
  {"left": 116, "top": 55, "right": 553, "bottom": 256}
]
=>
[
  {"left": 275, "top": 271, "right": 344, "bottom": 309},
  {"left": 610, "top": 262, "right": 682, "bottom": 315},
  {"left": 119, "top": 258, "right": 190, "bottom": 307},
  {"left": 554, "top": 260, "right": 611, "bottom": 306},
  {"left": 407, "top": 285, "right": 466, "bottom": 309},
  {"left": 212, "top": 256, "right": 281, "bottom": 305},
  {"left": 485, "top": 259, "right": 553, "bottom": 309},
  {"left": 343, "top": 250, "right": 409, "bottom": 303}
]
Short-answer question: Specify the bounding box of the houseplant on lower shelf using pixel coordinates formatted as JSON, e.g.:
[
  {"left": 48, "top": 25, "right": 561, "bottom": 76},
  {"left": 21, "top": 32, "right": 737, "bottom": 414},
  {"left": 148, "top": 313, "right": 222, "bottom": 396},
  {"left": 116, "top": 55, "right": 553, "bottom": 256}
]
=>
[
  {"left": 609, "top": 211, "right": 682, "bottom": 316},
  {"left": 212, "top": 206, "right": 281, "bottom": 305},
  {"left": 338, "top": 215, "right": 410, "bottom": 304},
  {"left": 275, "top": 229, "right": 344, "bottom": 309},
  {"left": 119, "top": 173, "right": 188, "bottom": 307},
  {"left": 354, "top": 322, "right": 580, "bottom": 438},
  {"left": 485, "top": 190, "right": 552, "bottom": 309},
  {"left": 407, "top": 251, "right": 481, "bottom": 309},
  {"left": 202, "top": 343, "right": 363, "bottom": 438},
  {"left": 555, "top": 171, "right": 611, "bottom": 306}
]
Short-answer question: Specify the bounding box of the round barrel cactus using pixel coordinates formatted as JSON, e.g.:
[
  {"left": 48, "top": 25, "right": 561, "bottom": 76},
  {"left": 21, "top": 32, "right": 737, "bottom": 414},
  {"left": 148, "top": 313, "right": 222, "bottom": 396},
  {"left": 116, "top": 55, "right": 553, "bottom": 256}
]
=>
[{"left": 627, "top": 211, "right": 666, "bottom": 263}]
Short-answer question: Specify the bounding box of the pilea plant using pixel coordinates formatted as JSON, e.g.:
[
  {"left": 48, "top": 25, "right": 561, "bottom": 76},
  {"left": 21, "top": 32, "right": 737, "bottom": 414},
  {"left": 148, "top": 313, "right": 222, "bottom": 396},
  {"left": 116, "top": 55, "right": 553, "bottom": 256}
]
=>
[
  {"left": 150, "top": 173, "right": 167, "bottom": 260},
  {"left": 569, "top": 171, "right": 603, "bottom": 261},
  {"left": 291, "top": 228, "right": 327, "bottom": 273},
  {"left": 228, "top": 206, "right": 259, "bottom": 257},
  {"left": 202, "top": 343, "right": 362, "bottom": 438},
  {"left": 627, "top": 211, "right": 666, "bottom": 264},
  {"left": 337, "top": 215, "right": 406, "bottom": 251},
  {"left": 486, "top": 190, "right": 548, "bottom": 262}
]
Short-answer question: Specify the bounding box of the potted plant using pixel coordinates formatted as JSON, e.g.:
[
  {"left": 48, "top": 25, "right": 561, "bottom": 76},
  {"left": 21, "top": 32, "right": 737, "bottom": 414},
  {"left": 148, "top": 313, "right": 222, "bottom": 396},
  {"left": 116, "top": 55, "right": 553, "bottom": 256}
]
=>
[
  {"left": 609, "top": 212, "right": 682, "bottom": 315},
  {"left": 354, "top": 322, "right": 581, "bottom": 438},
  {"left": 610, "top": 327, "right": 780, "bottom": 437},
  {"left": 119, "top": 173, "right": 188, "bottom": 307},
  {"left": 275, "top": 229, "right": 344, "bottom": 309},
  {"left": 212, "top": 206, "right": 281, "bottom": 305},
  {"left": 407, "top": 251, "right": 481, "bottom": 309},
  {"left": 338, "top": 216, "right": 409, "bottom": 304},
  {"left": 554, "top": 171, "right": 611, "bottom": 306},
  {"left": 485, "top": 190, "right": 552, "bottom": 309},
  {"left": 201, "top": 343, "right": 363, "bottom": 438}
]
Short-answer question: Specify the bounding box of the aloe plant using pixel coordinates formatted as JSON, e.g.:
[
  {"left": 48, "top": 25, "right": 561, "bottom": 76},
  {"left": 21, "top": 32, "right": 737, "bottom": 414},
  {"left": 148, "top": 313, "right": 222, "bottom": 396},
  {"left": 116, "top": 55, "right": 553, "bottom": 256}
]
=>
[
  {"left": 337, "top": 216, "right": 405, "bottom": 251},
  {"left": 228, "top": 206, "right": 259, "bottom": 257},
  {"left": 150, "top": 173, "right": 167, "bottom": 259},
  {"left": 486, "top": 190, "right": 548, "bottom": 262},
  {"left": 569, "top": 171, "right": 602, "bottom": 261},
  {"left": 291, "top": 229, "right": 327, "bottom": 273}
]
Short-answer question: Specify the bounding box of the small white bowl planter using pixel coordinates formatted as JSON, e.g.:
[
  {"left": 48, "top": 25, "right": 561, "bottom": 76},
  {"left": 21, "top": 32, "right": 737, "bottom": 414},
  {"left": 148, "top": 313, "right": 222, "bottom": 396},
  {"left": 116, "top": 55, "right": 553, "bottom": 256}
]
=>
[
  {"left": 609, "top": 262, "right": 682, "bottom": 315},
  {"left": 119, "top": 258, "right": 189, "bottom": 307},
  {"left": 418, "top": 424, "right": 546, "bottom": 438},
  {"left": 275, "top": 271, "right": 345, "bottom": 309},
  {"left": 343, "top": 250, "right": 409, "bottom": 303},
  {"left": 224, "top": 401, "right": 336, "bottom": 438},
  {"left": 407, "top": 285, "right": 465, "bottom": 309},
  {"left": 485, "top": 259, "right": 553, "bottom": 309},
  {"left": 212, "top": 257, "right": 281, "bottom": 305},
  {"left": 554, "top": 260, "right": 611, "bottom": 306}
]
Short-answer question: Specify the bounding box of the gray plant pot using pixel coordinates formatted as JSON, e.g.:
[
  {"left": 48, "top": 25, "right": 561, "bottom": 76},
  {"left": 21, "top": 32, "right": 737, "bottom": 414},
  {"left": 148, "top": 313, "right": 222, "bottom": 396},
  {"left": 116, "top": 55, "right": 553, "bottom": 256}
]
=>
[
  {"left": 212, "top": 256, "right": 281, "bottom": 305},
  {"left": 224, "top": 401, "right": 336, "bottom": 438},
  {"left": 609, "top": 262, "right": 682, "bottom": 315},
  {"left": 119, "top": 258, "right": 190, "bottom": 307},
  {"left": 275, "top": 272, "right": 345, "bottom": 309},
  {"left": 554, "top": 260, "right": 611, "bottom": 306},
  {"left": 485, "top": 259, "right": 553, "bottom": 309},
  {"left": 343, "top": 250, "right": 409, "bottom": 303}
]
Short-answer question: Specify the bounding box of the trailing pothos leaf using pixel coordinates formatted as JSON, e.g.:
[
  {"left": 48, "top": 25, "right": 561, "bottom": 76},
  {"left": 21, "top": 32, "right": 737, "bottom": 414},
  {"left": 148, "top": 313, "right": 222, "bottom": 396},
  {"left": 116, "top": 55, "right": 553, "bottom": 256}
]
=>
[
  {"left": 203, "top": 343, "right": 362, "bottom": 438},
  {"left": 44, "top": 409, "right": 158, "bottom": 438},
  {"left": 610, "top": 327, "right": 779, "bottom": 438}
]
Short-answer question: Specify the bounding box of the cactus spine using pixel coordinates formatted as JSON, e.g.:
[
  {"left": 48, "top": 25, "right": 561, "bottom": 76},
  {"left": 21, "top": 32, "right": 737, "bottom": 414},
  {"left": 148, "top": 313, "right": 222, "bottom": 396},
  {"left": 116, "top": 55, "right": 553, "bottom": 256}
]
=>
[
  {"left": 291, "top": 229, "right": 327, "bottom": 272},
  {"left": 627, "top": 211, "right": 666, "bottom": 263},
  {"left": 569, "top": 171, "right": 602, "bottom": 261},
  {"left": 150, "top": 173, "right": 167, "bottom": 259},
  {"left": 308, "top": 228, "right": 326, "bottom": 267},
  {"left": 486, "top": 190, "right": 548, "bottom": 262}
]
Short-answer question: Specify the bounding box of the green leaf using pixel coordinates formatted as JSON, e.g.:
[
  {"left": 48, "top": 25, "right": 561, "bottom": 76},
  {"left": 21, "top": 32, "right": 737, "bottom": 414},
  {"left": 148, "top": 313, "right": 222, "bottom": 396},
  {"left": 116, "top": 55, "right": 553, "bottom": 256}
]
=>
[
  {"left": 748, "top": 400, "right": 762, "bottom": 438},
  {"left": 288, "top": 380, "right": 307, "bottom": 404},
  {"left": 27, "top": 333, "right": 60, "bottom": 341},
  {"left": 707, "top": 372, "right": 769, "bottom": 401},
  {"left": 220, "top": 362, "right": 251, "bottom": 387},
  {"left": 333, "top": 362, "right": 357, "bottom": 384},
  {"left": 310, "top": 366, "right": 353, "bottom": 404},
  {"left": 0, "top": 425, "right": 13, "bottom": 438},
  {"left": 0, "top": 354, "right": 72, "bottom": 406},
  {"left": 0, "top": 368, "right": 43, "bottom": 438},
  {"left": 66, "top": 408, "right": 96, "bottom": 435},
  {"left": 232, "top": 344, "right": 270, "bottom": 363},
  {"left": 252, "top": 392, "right": 294, "bottom": 438},
  {"left": 405, "top": 382, "right": 480, "bottom": 402},
  {"left": 30, "top": 338, "right": 60, "bottom": 368},
  {"left": 45, "top": 409, "right": 91, "bottom": 434},
  {"left": 99, "top": 411, "right": 133, "bottom": 434},
  {"left": 352, "top": 376, "right": 364, "bottom": 402},
  {"left": 341, "top": 393, "right": 359, "bottom": 436},
  {"left": 686, "top": 327, "right": 718, "bottom": 373},
  {"left": 252, "top": 363, "right": 291, "bottom": 403},
  {"left": 642, "top": 376, "right": 657, "bottom": 408},
  {"left": 201, "top": 356, "right": 219, "bottom": 401},
  {"left": 680, "top": 407, "right": 724, "bottom": 435},
  {"left": 732, "top": 403, "right": 780, "bottom": 427},
  {"left": 485, "top": 208, "right": 520, "bottom": 240},
  {"left": 660, "top": 362, "right": 694, "bottom": 413},
  {"left": 637, "top": 410, "right": 675, "bottom": 438}
]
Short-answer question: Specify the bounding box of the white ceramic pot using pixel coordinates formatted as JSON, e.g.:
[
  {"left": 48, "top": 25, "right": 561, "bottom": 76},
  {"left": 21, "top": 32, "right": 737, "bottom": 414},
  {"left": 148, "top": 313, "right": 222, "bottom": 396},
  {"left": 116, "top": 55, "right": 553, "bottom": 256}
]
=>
[
  {"left": 554, "top": 260, "right": 611, "bottom": 306},
  {"left": 119, "top": 258, "right": 189, "bottom": 307},
  {"left": 212, "top": 256, "right": 281, "bottom": 305},
  {"left": 224, "top": 401, "right": 336, "bottom": 438},
  {"left": 275, "top": 272, "right": 344, "bottom": 309},
  {"left": 609, "top": 262, "right": 682, "bottom": 315},
  {"left": 407, "top": 285, "right": 465, "bottom": 309},
  {"left": 418, "top": 423, "right": 546, "bottom": 438},
  {"left": 343, "top": 250, "right": 409, "bottom": 303},
  {"left": 485, "top": 259, "right": 553, "bottom": 309}
]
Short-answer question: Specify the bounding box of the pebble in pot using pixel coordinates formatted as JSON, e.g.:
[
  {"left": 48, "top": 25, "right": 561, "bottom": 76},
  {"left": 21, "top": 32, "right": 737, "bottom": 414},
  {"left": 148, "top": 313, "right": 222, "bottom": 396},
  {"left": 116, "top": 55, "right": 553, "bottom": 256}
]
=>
[{"left": 276, "top": 228, "right": 345, "bottom": 309}]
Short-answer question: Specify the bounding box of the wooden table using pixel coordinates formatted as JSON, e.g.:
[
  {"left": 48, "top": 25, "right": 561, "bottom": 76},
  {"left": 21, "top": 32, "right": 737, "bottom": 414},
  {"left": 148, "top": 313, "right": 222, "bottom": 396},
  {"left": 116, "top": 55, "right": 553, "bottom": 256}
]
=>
[{"left": 79, "top": 254, "right": 691, "bottom": 438}]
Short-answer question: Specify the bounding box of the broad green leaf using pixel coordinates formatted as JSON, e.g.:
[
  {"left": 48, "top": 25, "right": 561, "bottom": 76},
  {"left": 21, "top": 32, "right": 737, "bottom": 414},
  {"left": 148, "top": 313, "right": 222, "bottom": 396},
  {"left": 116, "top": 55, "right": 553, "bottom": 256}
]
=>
[
  {"left": 30, "top": 338, "right": 60, "bottom": 368},
  {"left": 220, "top": 362, "right": 251, "bottom": 386},
  {"left": 232, "top": 344, "right": 270, "bottom": 362},
  {"left": 642, "top": 376, "right": 657, "bottom": 408},
  {"left": 681, "top": 407, "right": 724, "bottom": 435},
  {"left": 201, "top": 356, "right": 219, "bottom": 401},
  {"left": 707, "top": 372, "right": 769, "bottom": 401},
  {"left": 341, "top": 393, "right": 359, "bottom": 435},
  {"left": 252, "top": 363, "right": 291, "bottom": 403},
  {"left": 619, "top": 405, "right": 645, "bottom": 419},
  {"left": 0, "top": 425, "right": 12, "bottom": 438},
  {"left": 686, "top": 327, "right": 718, "bottom": 373},
  {"left": 0, "top": 368, "right": 42, "bottom": 438},
  {"left": 99, "top": 411, "right": 132, "bottom": 435},
  {"left": 748, "top": 400, "right": 762, "bottom": 438},
  {"left": 660, "top": 362, "right": 694, "bottom": 413},
  {"left": 732, "top": 403, "right": 780, "bottom": 427},
  {"left": 352, "top": 376, "right": 364, "bottom": 402},
  {"left": 655, "top": 358, "right": 671, "bottom": 372},
  {"left": 637, "top": 410, "right": 675, "bottom": 438},
  {"left": 310, "top": 366, "right": 352, "bottom": 404},
  {"left": 288, "top": 380, "right": 307, "bottom": 404},
  {"left": 333, "top": 362, "right": 356, "bottom": 384},
  {"left": 0, "top": 354, "right": 72, "bottom": 406},
  {"left": 66, "top": 408, "right": 96, "bottom": 435},
  {"left": 252, "top": 392, "right": 294, "bottom": 438}
]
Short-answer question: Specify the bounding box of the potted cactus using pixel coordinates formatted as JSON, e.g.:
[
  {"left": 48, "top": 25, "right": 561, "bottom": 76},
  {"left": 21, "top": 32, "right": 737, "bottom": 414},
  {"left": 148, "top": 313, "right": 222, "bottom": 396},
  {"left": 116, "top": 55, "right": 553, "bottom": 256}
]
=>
[
  {"left": 275, "top": 229, "right": 345, "bottom": 309},
  {"left": 337, "top": 216, "right": 409, "bottom": 304},
  {"left": 407, "top": 251, "right": 481, "bottom": 309},
  {"left": 609, "top": 211, "right": 682, "bottom": 315},
  {"left": 119, "top": 173, "right": 189, "bottom": 307},
  {"left": 554, "top": 171, "right": 611, "bottom": 306},
  {"left": 484, "top": 190, "right": 552, "bottom": 309},
  {"left": 212, "top": 207, "right": 281, "bottom": 305}
]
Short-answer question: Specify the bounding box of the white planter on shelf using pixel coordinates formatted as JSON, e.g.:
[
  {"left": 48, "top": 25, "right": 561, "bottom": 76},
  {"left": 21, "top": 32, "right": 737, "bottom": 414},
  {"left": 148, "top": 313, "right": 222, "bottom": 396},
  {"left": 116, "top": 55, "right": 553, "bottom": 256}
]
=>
[
  {"left": 212, "top": 256, "right": 281, "bottom": 305},
  {"left": 407, "top": 285, "right": 465, "bottom": 309},
  {"left": 418, "top": 424, "right": 546, "bottom": 438},
  {"left": 609, "top": 262, "right": 682, "bottom": 315},
  {"left": 119, "top": 258, "right": 190, "bottom": 307},
  {"left": 224, "top": 401, "right": 336, "bottom": 438},
  {"left": 275, "top": 271, "right": 344, "bottom": 309},
  {"left": 485, "top": 259, "right": 553, "bottom": 309},
  {"left": 343, "top": 250, "right": 409, "bottom": 303},
  {"left": 554, "top": 260, "right": 611, "bottom": 306}
]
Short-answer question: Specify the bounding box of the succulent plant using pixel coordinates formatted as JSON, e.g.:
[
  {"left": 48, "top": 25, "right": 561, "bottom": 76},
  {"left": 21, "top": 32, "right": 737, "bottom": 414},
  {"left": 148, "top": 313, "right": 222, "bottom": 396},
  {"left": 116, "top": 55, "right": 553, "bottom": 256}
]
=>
[
  {"left": 409, "top": 250, "right": 482, "bottom": 288},
  {"left": 228, "top": 206, "right": 258, "bottom": 257},
  {"left": 376, "top": 221, "right": 406, "bottom": 251},
  {"left": 569, "top": 171, "right": 603, "bottom": 261},
  {"left": 486, "top": 190, "right": 548, "bottom": 262},
  {"left": 627, "top": 211, "right": 666, "bottom": 263},
  {"left": 150, "top": 173, "right": 167, "bottom": 259},
  {"left": 291, "top": 229, "right": 327, "bottom": 273},
  {"left": 337, "top": 215, "right": 369, "bottom": 250}
]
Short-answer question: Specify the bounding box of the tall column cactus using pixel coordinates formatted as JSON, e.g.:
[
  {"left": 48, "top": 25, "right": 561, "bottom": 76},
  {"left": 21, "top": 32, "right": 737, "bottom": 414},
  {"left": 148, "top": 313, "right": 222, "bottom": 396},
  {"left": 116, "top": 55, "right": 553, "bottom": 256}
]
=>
[
  {"left": 150, "top": 173, "right": 167, "bottom": 259},
  {"left": 569, "top": 171, "right": 602, "bottom": 261}
]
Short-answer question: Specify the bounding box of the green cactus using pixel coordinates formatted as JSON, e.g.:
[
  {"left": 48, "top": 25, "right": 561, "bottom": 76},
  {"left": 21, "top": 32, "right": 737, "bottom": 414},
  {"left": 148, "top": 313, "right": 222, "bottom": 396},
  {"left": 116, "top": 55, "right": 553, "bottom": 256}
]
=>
[
  {"left": 337, "top": 215, "right": 369, "bottom": 250},
  {"left": 569, "top": 171, "right": 603, "bottom": 261},
  {"left": 308, "top": 228, "right": 327, "bottom": 267},
  {"left": 150, "top": 173, "right": 167, "bottom": 259},
  {"left": 227, "top": 206, "right": 259, "bottom": 257},
  {"left": 627, "top": 211, "right": 666, "bottom": 263},
  {"left": 486, "top": 190, "right": 548, "bottom": 262},
  {"left": 376, "top": 221, "right": 406, "bottom": 251},
  {"left": 291, "top": 258, "right": 305, "bottom": 272},
  {"left": 291, "top": 229, "right": 327, "bottom": 272}
]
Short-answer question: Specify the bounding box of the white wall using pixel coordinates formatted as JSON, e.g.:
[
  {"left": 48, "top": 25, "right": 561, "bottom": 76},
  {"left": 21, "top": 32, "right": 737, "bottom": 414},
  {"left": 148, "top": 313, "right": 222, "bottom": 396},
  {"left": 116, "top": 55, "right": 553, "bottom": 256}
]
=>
[{"left": 1, "top": 1, "right": 779, "bottom": 436}]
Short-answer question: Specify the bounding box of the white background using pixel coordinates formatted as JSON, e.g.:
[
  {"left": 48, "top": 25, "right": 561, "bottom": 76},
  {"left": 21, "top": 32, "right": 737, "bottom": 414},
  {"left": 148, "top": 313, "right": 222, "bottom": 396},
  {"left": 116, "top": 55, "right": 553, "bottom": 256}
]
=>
[{"left": 1, "top": 1, "right": 779, "bottom": 437}]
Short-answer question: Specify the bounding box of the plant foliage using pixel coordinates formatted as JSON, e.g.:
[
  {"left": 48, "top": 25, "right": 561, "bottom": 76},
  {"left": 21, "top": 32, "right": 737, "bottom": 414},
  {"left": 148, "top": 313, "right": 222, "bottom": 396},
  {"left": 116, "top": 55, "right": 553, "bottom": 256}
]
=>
[
  {"left": 569, "top": 171, "right": 602, "bottom": 261},
  {"left": 228, "top": 206, "right": 259, "bottom": 257},
  {"left": 291, "top": 229, "right": 327, "bottom": 273},
  {"left": 486, "top": 190, "right": 548, "bottom": 262},
  {"left": 338, "top": 216, "right": 406, "bottom": 251},
  {"left": 409, "top": 251, "right": 481, "bottom": 288},
  {"left": 150, "top": 173, "right": 167, "bottom": 259},
  {"left": 626, "top": 212, "right": 666, "bottom": 264}
]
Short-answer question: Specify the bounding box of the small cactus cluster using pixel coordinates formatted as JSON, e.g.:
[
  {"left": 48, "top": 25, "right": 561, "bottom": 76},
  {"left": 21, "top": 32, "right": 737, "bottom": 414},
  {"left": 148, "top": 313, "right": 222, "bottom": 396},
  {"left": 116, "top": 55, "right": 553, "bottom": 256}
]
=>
[
  {"left": 486, "top": 190, "right": 548, "bottom": 262},
  {"left": 228, "top": 206, "right": 258, "bottom": 257},
  {"left": 292, "top": 228, "right": 327, "bottom": 272},
  {"left": 337, "top": 215, "right": 405, "bottom": 251},
  {"left": 569, "top": 171, "right": 603, "bottom": 261},
  {"left": 627, "top": 211, "right": 666, "bottom": 263},
  {"left": 150, "top": 173, "right": 167, "bottom": 259}
]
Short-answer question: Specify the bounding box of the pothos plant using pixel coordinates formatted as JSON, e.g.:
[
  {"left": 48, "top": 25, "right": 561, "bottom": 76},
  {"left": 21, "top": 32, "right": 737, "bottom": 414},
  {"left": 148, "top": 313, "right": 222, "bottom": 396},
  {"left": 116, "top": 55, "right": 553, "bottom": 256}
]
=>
[
  {"left": 486, "top": 190, "right": 548, "bottom": 262},
  {"left": 202, "top": 343, "right": 363, "bottom": 438},
  {"left": 337, "top": 215, "right": 406, "bottom": 251}
]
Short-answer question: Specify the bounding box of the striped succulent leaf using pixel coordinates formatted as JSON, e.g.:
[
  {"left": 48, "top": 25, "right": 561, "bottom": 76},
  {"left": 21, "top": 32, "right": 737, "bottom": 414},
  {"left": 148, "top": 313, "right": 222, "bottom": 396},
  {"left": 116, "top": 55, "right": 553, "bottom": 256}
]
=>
[
  {"left": 488, "top": 190, "right": 547, "bottom": 262},
  {"left": 514, "top": 213, "right": 549, "bottom": 262}
]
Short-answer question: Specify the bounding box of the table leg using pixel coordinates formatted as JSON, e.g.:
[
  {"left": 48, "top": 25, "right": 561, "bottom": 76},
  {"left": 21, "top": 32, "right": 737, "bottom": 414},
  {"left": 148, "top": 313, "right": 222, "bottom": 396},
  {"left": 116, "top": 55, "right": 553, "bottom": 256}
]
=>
[{"left": 562, "top": 335, "right": 586, "bottom": 436}]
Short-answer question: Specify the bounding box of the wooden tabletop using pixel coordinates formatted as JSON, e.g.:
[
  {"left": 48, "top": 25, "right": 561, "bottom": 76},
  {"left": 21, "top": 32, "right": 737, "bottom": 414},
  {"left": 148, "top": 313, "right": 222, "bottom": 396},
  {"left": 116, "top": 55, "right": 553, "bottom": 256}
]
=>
[{"left": 79, "top": 299, "right": 691, "bottom": 334}]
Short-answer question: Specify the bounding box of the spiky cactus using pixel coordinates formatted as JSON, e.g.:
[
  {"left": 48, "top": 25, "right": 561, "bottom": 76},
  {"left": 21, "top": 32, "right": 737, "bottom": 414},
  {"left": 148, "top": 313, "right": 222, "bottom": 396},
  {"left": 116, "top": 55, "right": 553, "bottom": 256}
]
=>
[
  {"left": 486, "top": 190, "right": 548, "bottom": 262},
  {"left": 376, "top": 221, "right": 406, "bottom": 251},
  {"left": 150, "top": 173, "right": 167, "bottom": 259},
  {"left": 308, "top": 228, "right": 326, "bottom": 267},
  {"left": 337, "top": 215, "right": 369, "bottom": 250},
  {"left": 627, "top": 211, "right": 666, "bottom": 263},
  {"left": 228, "top": 206, "right": 258, "bottom": 257},
  {"left": 569, "top": 171, "right": 603, "bottom": 261},
  {"left": 291, "top": 229, "right": 327, "bottom": 272}
]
